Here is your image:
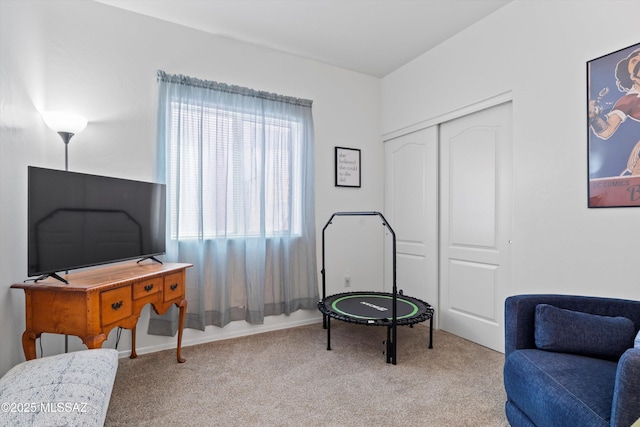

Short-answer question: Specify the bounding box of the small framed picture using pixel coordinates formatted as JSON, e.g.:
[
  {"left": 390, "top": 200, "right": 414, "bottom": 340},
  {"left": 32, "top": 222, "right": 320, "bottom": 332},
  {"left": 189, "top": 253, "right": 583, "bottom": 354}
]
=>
[{"left": 335, "top": 147, "right": 361, "bottom": 188}]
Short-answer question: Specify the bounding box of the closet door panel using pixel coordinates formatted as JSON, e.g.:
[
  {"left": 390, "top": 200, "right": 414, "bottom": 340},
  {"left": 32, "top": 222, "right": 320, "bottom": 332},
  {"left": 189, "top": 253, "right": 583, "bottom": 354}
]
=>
[{"left": 384, "top": 127, "right": 438, "bottom": 320}]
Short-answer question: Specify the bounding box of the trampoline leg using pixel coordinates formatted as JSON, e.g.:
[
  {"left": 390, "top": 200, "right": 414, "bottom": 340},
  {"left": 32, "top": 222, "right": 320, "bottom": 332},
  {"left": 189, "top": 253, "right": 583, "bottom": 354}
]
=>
[
  {"left": 428, "top": 316, "right": 433, "bottom": 349},
  {"left": 326, "top": 317, "right": 331, "bottom": 351},
  {"left": 392, "top": 326, "right": 397, "bottom": 365},
  {"left": 386, "top": 326, "right": 392, "bottom": 364}
]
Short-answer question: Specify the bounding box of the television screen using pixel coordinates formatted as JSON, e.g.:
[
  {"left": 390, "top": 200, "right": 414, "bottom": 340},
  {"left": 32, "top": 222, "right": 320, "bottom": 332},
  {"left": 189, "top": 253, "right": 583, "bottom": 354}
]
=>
[{"left": 28, "top": 166, "right": 166, "bottom": 279}]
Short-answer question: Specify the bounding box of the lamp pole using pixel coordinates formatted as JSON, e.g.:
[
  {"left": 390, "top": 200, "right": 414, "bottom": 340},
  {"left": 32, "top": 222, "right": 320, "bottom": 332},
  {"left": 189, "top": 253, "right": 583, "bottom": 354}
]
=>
[
  {"left": 57, "top": 131, "right": 74, "bottom": 171},
  {"left": 41, "top": 112, "right": 87, "bottom": 354}
]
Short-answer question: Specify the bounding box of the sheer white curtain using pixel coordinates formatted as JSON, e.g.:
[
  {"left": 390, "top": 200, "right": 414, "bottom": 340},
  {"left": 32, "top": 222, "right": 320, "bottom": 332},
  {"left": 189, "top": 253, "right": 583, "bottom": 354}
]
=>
[{"left": 149, "top": 71, "right": 318, "bottom": 335}]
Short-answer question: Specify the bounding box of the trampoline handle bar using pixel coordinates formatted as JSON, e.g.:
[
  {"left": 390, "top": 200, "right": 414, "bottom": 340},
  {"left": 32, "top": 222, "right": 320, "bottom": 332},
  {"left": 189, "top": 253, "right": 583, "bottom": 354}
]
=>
[
  {"left": 322, "top": 211, "right": 395, "bottom": 235},
  {"left": 321, "top": 212, "right": 397, "bottom": 298}
]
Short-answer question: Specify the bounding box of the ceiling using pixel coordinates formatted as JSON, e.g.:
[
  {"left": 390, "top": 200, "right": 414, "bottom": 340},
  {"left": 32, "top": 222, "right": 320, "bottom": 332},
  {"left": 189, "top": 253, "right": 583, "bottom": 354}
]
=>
[{"left": 95, "top": 0, "right": 512, "bottom": 77}]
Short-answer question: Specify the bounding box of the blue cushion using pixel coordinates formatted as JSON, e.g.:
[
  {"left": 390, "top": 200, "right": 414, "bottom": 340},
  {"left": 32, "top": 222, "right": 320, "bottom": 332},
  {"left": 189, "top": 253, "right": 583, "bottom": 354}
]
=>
[
  {"left": 504, "top": 349, "right": 617, "bottom": 427},
  {"left": 534, "top": 304, "right": 635, "bottom": 360}
]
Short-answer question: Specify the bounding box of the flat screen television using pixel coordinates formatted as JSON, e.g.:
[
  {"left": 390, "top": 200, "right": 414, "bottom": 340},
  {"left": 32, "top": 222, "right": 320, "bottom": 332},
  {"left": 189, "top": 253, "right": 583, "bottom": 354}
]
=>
[{"left": 28, "top": 166, "right": 166, "bottom": 283}]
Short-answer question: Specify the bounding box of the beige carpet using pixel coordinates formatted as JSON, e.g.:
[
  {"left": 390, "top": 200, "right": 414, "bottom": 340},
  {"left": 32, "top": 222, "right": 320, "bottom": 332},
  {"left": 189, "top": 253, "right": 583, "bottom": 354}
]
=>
[{"left": 105, "top": 322, "right": 508, "bottom": 426}]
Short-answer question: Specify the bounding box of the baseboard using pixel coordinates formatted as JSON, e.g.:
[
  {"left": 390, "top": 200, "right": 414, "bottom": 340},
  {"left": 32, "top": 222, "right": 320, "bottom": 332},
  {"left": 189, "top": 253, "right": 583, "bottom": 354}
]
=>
[{"left": 116, "top": 315, "right": 323, "bottom": 359}]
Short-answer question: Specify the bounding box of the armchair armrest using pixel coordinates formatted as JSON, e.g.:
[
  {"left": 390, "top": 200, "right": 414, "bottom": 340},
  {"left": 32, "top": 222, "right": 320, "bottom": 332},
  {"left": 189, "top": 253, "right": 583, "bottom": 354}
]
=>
[
  {"left": 611, "top": 348, "right": 640, "bottom": 427},
  {"left": 505, "top": 295, "right": 545, "bottom": 355}
]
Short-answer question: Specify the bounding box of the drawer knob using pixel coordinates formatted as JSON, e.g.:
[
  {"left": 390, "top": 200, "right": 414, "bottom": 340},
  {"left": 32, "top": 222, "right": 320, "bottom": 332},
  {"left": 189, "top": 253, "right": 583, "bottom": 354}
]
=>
[
  {"left": 144, "top": 284, "right": 154, "bottom": 292},
  {"left": 170, "top": 283, "right": 178, "bottom": 291},
  {"left": 111, "top": 301, "right": 124, "bottom": 310}
]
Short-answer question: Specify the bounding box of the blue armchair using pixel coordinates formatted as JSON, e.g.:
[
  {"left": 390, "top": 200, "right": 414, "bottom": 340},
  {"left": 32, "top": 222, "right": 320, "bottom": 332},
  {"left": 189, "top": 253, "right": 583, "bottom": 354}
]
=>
[{"left": 503, "top": 294, "right": 640, "bottom": 427}]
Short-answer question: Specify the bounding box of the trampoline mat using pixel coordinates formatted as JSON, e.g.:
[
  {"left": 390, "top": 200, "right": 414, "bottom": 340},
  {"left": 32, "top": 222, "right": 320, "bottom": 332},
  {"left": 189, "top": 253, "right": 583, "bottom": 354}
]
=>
[{"left": 318, "top": 291, "right": 433, "bottom": 326}]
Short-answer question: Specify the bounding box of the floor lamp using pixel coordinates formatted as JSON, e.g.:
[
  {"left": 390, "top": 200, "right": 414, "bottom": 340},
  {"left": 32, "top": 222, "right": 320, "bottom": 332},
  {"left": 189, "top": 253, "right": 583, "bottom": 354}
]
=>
[
  {"left": 41, "top": 111, "right": 88, "bottom": 353},
  {"left": 42, "top": 111, "right": 88, "bottom": 171}
]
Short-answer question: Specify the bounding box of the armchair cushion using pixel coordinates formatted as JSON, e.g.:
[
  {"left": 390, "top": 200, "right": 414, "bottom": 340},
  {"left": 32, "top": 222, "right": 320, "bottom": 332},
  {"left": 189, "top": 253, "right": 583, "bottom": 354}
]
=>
[
  {"left": 534, "top": 303, "right": 635, "bottom": 361},
  {"left": 504, "top": 349, "right": 618, "bottom": 427}
]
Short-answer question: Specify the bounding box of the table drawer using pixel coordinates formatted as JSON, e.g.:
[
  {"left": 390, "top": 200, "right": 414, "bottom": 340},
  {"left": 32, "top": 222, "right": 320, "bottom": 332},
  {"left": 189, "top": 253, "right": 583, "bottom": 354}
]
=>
[
  {"left": 163, "top": 272, "right": 184, "bottom": 302},
  {"left": 133, "top": 278, "right": 161, "bottom": 300},
  {"left": 101, "top": 286, "right": 132, "bottom": 325}
]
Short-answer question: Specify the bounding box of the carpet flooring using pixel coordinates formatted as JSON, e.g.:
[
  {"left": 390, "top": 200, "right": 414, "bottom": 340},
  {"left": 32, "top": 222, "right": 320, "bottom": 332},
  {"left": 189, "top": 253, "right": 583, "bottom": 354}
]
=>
[{"left": 105, "top": 321, "right": 508, "bottom": 426}]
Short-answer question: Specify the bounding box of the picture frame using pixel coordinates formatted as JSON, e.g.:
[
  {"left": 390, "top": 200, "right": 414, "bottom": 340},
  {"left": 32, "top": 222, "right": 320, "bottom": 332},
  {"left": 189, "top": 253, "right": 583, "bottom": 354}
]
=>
[
  {"left": 587, "top": 42, "right": 640, "bottom": 208},
  {"left": 335, "top": 146, "right": 361, "bottom": 187}
]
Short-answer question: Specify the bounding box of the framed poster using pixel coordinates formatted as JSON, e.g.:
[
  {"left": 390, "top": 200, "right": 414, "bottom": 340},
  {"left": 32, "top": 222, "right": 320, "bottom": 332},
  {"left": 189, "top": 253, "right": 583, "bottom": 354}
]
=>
[
  {"left": 587, "top": 42, "right": 640, "bottom": 207},
  {"left": 335, "top": 147, "right": 361, "bottom": 187}
]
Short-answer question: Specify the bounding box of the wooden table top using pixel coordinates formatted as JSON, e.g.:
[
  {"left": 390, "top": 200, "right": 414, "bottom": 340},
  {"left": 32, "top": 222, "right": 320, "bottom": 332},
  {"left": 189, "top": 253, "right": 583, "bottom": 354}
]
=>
[{"left": 11, "top": 261, "right": 193, "bottom": 292}]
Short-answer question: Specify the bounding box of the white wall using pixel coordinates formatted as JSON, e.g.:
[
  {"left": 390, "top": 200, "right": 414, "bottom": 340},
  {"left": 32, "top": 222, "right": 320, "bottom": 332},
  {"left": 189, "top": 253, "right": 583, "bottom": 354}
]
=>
[
  {"left": 382, "top": 1, "right": 639, "bottom": 299},
  {"left": 0, "top": 0, "right": 48, "bottom": 377},
  {"left": 0, "top": 0, "right": 383, "bottom": 375}
]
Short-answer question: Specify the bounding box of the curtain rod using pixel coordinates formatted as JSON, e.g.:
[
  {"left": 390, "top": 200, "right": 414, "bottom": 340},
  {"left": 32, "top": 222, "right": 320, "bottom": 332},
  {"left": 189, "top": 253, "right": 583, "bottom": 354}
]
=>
[{"left": 157, "top": 70, "right": 313, "bottom": 107}]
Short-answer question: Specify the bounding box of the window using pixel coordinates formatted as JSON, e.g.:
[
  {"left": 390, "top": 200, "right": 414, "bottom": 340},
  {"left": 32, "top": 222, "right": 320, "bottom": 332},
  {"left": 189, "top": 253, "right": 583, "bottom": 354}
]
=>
[
  {"left": 168, "top": 103, "right": 303, "bottom": 239},
  {"left": 152, "top": 71, "right": 318, "bottom": 333}
]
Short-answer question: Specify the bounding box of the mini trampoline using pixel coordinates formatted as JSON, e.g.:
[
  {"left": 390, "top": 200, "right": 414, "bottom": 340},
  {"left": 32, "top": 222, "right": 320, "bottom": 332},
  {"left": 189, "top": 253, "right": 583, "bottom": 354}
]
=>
[{"left": 318, "top": 211, "right": 434, "bottom": 365}]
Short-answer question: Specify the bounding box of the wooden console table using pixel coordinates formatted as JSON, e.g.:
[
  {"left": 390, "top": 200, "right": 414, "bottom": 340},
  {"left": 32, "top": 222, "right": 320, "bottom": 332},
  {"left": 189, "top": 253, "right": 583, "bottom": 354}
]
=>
[{"left": 11, "top": 261, "right": 192, "bottom": 363}]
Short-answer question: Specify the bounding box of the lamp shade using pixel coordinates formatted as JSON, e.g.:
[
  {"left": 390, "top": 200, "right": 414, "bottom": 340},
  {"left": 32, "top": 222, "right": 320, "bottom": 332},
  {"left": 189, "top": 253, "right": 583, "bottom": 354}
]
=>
[{"left": 42, "top": 111, "right": 88, "bottom": 135}]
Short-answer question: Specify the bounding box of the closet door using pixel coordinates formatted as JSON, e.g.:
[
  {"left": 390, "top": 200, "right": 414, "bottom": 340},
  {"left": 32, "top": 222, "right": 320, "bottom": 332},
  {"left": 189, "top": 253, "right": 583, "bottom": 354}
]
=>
[
  {"left": 384, "top": 127, "right": 438, "bottom": 319},
  {"left": 439, "top": 102, "right": 513, "bottom": 352}
]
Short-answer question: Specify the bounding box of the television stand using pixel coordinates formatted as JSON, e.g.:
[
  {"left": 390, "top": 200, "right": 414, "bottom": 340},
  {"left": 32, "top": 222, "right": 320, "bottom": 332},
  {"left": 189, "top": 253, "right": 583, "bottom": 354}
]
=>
[
  {"left": 137, "top": 255, "right": 163, "bottom": 265},
  {"left": 30, "top": 272, "right": 69, "bottom": 285},
  {"left": 11, "top": 261, "right": 192, "bottom": 363}
]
